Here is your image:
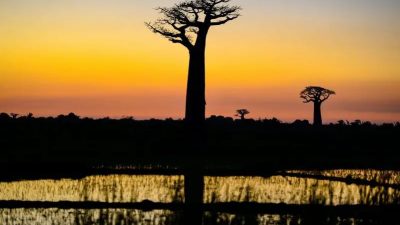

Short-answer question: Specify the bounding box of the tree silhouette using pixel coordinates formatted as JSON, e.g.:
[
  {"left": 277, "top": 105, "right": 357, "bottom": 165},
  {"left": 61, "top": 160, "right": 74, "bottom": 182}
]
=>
[
  {"left": 300, "top": 86, "right": 335, "bottom": 126},
  {"left": 27, "top": 113, "right": 34, "bottom": 119},
  {"left": 10, "top": 113, "right": 19, "bottom": 119},
  {"left": 235, "top": 109, "right": 250, "bottom": 120},
  {"left": 146, "top": 0, "right": 241, "bottom": 124},
  {"left": 0, "top": 113, "right": 10, "bottom": 120}
]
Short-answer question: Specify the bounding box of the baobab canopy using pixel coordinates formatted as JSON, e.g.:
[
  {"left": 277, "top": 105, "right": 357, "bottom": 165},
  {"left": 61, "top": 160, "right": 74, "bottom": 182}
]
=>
[
  {"left": 146, "top": 0, "right": 241, "bottom": 50},
  {"left": 300, "top": 86, "right": 336, "bottom": 104},
  {"left": 300, "top": 86, "right": 335, "bottom": 126}
]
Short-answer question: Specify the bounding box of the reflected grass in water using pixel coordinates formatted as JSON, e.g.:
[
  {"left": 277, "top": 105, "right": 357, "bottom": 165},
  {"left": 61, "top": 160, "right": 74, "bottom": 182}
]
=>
[
  {"left": 288, "top": 170, "right": 400, "bottom": 185},
  {"left": 204, "top": 174, "right": 400, "bottom": 205},
  {"left": 0, "top": 208, "right": 181, "bottom": 225},
  {"left": 0, "top": 170, "right": 399, "bottom": 205},
  {"left": 0, "top": 175, "right": 184, "bottom": 203},
  {"left": 0, "top": 209, "right": 392, "bottom": 225},
  {"left": 203, "top": 212, "right": 388, "bottom": 225}
]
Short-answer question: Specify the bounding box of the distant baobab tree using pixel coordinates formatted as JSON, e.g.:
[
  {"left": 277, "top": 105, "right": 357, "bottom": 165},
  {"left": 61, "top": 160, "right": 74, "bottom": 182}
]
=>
[
  {"left": 236, "top": 109, "right": 250, "bottom": 120},
  {"left": 300, "top": 86, "right": 335, "bottom": 126},
  {"left": 146, "top": 0, "right": 241, "bottom": 124}
]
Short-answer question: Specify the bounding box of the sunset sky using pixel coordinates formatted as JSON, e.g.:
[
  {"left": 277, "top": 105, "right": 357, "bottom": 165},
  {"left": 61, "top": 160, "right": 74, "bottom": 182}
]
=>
[{"left": 1, "top": 0, "right": 399, "bottom": 122}]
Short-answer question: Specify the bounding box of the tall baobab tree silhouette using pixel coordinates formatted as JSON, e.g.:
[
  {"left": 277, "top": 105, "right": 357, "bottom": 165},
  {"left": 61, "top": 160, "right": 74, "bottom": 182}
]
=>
[
  {"left": 146, "top": 0, "right": 241, "bottom": 124},
  {"left": 300, "top": 86, "right": 335, "bottom": 126}
]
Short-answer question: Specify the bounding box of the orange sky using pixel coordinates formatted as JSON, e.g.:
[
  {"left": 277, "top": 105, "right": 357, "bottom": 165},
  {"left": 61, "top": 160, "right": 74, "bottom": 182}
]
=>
[{"left": 1, "top": 0, "right": 399, "bottom": 122}]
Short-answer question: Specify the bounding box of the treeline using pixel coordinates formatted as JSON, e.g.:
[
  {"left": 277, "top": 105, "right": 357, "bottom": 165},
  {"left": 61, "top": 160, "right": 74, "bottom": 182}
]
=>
[
  {"left": 1, "top": 112, "right": 399, "bottom": 128},
  {"left": 0, "top": 112, "right": 399, "bottom": 172}
]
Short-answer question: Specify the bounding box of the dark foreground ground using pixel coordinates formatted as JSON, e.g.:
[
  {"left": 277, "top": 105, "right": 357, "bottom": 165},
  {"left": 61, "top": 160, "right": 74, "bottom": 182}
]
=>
[{"left": 1, "top": 113, "right": 399, "bottom": 179}]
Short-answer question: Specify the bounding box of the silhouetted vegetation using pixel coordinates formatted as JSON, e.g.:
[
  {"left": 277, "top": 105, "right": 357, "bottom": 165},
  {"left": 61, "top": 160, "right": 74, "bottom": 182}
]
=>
[{"left": 1, "top": 112, "right": 399, "bottom": 178}]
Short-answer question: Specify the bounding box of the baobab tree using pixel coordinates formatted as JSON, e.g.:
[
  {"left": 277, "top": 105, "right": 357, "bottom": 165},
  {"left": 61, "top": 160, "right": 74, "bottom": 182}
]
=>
[
  {"left": 146, "top": 0, "right": 241, "bottom": 124},
  {"left": 235, "top": 109, "right": 250, "bottom": 120},
  {"left": 300, "top": 86, "right": 335, "bottom": 126}
]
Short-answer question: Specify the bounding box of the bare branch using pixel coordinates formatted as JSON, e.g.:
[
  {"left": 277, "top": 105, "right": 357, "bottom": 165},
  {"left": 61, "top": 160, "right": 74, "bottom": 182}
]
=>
[
  {"left": 145, "top": 19, "right": 193, "bottom": 49},
  {"left": 209, "top": 5, "right": 241, "bottom": 25},
  {"left": 210, "top": 14, "right": 240, "bottom": 25},
  {"left": 146, "top": 0, "right": 241, "bottom": 49}
]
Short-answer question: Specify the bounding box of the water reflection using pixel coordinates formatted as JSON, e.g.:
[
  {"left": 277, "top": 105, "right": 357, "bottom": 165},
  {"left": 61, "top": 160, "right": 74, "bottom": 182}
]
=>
[
  {"left": 204, "top": 176, "right": 400, "bottom": 205},
  {"left": 0, "top": 208, "right": 181, "bottom": 225},
  {"left": 0, "top": 209, "right": 394, "bottom": 225},
  {"left": 0, "top": 175, "right": 184, "bottom": 203},
  {"left": 288, "top": 170, "right": 400, "bottom": 185},
  {"left": 0, "top": 170, "right": 399, "bottom": 205},
  {"left": 203, "top": 212, "right": 390, "bottom": 225}
]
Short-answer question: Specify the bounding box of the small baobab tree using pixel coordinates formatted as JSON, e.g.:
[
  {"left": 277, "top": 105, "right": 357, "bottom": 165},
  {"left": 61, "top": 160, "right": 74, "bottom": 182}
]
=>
[
  {"left": 146, "top": 0, "right": 241, "bottom": 124},
  {"left": 300, "top": 86, "right": 335, "bottom": 126},
  {"left": 235, "top": 109, "right": 250, "bottom": 120}
]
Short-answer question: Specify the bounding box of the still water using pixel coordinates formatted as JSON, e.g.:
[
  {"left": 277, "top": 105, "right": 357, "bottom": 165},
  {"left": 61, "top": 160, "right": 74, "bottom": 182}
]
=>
[
  {"left": 0, "top": 170, "right": 399, "bottom": 224},
  {"left": 0, "top": 208, "right": 180, "bottom": 225},
  {"left": 0, "top": 208, "right": 393, "bottom": 225}
]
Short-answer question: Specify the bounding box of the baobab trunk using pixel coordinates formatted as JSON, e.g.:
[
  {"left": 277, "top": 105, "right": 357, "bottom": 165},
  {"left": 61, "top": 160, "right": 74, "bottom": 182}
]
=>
[
  {"left": 313, "top": 102, "right": 322, "bottom": 126},
  {"left": 184, "top": 46, "right": 207, "bottom": 225},
  {"left": 183, "top": 31, "right": 208, "bottom": 225},
  {"left": 185, "top": 28, "right": 208, "bottom": 124},
  {"left": 185, "top": 48, "right": 206, "bottom": 124},
  {"left": 184, "top": 50, "right": 206, "bottom": 222}
]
